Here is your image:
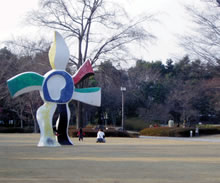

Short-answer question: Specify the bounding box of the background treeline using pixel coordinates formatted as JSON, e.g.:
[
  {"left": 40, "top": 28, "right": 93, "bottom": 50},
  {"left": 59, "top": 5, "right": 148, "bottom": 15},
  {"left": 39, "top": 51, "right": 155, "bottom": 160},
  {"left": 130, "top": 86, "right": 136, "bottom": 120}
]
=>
[{"left": 1, "top": 46, "right": 220, "bottom": 132}]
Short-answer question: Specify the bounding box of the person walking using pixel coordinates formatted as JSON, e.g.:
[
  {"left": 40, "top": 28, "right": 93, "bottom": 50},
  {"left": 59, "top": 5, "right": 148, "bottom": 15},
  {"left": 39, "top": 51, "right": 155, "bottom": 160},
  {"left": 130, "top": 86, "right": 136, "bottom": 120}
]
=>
[{"left": 77, "top": 128, "right": 85, "bottom": 141}]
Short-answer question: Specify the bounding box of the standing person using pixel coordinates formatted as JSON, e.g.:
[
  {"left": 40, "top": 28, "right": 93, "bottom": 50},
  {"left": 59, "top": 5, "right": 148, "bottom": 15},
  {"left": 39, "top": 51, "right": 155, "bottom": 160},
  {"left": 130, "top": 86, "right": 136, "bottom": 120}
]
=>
[
  {"left": 77, "top": 128, "right": 85, "bottom": 141},
  {"left": 96, "top": 128, "right": 105, "bottom": 143}
]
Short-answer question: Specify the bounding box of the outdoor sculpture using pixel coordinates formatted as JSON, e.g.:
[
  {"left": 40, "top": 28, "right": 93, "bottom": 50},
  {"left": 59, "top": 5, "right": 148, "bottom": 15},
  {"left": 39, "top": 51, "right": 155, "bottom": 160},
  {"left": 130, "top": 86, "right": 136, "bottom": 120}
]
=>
[{"left": 7, "top": 31, "right": 101, "bottom": 147}]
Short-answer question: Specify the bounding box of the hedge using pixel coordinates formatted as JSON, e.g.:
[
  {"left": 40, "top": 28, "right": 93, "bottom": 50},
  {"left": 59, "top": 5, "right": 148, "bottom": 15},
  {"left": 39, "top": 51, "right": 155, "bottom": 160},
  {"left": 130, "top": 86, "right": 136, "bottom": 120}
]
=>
[
  {"left": 140, "top": 127, "right": 220, "bottom": 137},
  {"left": 68, "top": 126, "right": 133, "bottom": 138},
  {"left": 0, "top": 127, "right": 33, "bottom": 133}
]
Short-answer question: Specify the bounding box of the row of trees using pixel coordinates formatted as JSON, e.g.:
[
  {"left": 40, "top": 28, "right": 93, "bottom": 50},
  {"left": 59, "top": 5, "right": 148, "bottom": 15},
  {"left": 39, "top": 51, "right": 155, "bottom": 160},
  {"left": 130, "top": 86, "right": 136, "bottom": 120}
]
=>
[
  {"left": 1, "top": 44, "right": 220, "bottom": 130},
  {"left": 0, "top": 46, "right": 51, "bottom": 131},
  {"left": 1, "top": 0, "right": 220, "bottom": 130},
  {"left": 96, "top": 57, "right": 220, "bottom": 127}
]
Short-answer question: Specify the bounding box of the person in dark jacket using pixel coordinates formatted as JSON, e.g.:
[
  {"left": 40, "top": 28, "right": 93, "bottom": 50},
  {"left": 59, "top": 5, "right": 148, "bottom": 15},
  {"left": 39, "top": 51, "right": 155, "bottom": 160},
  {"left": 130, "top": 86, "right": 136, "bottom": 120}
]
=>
[{"left": 77, "top": 128, "right": 85, "bottom": 141}]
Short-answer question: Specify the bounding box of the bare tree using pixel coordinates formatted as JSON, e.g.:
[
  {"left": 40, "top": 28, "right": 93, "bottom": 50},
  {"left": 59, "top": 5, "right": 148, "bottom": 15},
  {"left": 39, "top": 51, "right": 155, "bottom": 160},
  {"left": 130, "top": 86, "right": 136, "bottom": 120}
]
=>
[
  {"left": 137, "top": 103, "right": 170, "bottom": 125},
  {"left": 27, "top": 0, "right": 155, "bottom": 128},
  {"left": 28, "top": 0, "right": 155, "bottom": 67},
  {"left": 0, "top": 48, "right": 16, "bottom": 104},
  {"left": 167, "top": 80, "right": 201, "bottom": 126},
  {"left": 0, "top": 42, "right": 51, "bottom": 131},
  {"left": 181, "top": 1, "right": 220, "bottom": 63},
  {"left": 5, "top": 37, "right": 50, "bottom": 59}
]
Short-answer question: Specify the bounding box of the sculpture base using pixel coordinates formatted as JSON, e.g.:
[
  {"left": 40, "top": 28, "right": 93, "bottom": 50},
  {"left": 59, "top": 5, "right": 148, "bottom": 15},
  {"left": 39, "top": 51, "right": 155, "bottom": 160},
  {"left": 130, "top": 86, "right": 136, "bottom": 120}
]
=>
[{"left": 38, "top": 137, "right": 60, "bottom": 147}]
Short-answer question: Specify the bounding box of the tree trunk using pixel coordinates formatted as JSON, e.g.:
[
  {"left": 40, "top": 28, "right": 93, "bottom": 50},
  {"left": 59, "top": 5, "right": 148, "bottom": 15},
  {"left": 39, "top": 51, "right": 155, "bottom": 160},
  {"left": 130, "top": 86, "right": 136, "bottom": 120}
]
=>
[
  {"left": 33, "top": 119, "right": 39, "bottom": 133},
  {"left": 32, "top": 112, "right": 39, "bottom": 133},
  {"left": 76, "top": 101, "right": 83, "bottom": 128},
  {"left": 20, "top": 119, "right": 23, "bottom": 128},
  {"left": 29, "top": 98, "right": 39, "bottom": 133},
  {"left": 75, "top": 77, "right": 88, "bottom": 128}
]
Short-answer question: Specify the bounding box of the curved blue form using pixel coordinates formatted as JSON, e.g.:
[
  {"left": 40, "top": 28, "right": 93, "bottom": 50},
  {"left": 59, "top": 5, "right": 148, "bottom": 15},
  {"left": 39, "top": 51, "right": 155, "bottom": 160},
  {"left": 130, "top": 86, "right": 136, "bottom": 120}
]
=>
[
  {"left": 56, "top": 104, "right": 73, "bottom": 145},
  {"left": 42, "top": 71, "right": 74, "bottom": 103}
]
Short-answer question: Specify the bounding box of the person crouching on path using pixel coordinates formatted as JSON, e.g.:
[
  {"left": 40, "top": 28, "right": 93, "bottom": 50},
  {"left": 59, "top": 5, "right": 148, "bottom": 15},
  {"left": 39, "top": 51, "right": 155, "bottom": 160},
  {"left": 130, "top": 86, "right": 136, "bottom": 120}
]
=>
[
  {"left": 77, "top": 128, "right": 85, "bottom": 141},
  {"left": 96, "top": 128, "right": 105, "bottom": 143}
]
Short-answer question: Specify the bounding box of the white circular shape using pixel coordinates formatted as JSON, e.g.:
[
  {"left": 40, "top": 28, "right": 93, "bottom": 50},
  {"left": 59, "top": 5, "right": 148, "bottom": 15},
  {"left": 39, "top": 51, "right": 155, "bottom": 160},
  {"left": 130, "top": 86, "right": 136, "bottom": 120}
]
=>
[{"left": 47, "top": 75, "right": 66, "bottom": 100}]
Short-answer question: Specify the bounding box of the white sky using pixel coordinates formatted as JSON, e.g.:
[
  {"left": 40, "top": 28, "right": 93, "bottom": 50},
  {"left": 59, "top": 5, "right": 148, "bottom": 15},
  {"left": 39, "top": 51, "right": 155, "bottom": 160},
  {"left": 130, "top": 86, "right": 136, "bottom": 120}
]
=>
[{"left": 0, "top": 0, "right": 204, "bottom": 63}]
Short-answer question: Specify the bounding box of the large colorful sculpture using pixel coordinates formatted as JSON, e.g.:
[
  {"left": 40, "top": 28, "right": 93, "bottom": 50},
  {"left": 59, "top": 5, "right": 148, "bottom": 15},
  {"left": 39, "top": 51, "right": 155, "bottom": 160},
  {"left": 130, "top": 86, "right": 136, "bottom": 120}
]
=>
[{"left": 7, "top": 31, "right": 101, "bottom": 147}]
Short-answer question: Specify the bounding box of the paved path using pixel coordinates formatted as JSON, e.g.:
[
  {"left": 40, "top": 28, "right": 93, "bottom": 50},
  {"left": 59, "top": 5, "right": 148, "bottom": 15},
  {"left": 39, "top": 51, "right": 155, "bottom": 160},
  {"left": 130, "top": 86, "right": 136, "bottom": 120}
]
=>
[
  {"left": 140, "top": 135, "right": 220, "bottom": 142},
  {"left": 1, "top": 133, "right": 220, "bottom": 183}
]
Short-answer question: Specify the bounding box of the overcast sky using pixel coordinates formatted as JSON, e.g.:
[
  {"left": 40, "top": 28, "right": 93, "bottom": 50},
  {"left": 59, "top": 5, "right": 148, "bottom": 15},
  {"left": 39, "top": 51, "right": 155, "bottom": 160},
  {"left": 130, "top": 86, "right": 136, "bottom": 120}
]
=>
[{"left": 0, "top": 0, "right": 205, "bottom": 63}]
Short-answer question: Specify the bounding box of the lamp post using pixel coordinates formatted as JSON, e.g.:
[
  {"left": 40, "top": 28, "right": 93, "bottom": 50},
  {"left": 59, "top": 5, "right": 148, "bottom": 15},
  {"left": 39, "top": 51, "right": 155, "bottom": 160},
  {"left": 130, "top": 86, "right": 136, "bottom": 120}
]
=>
[
  {"left": 104, "top": 112, "right": 108, "bottom": 129},
  {"left": 120, "top": 87, "right": 126, "bottom": 131}
]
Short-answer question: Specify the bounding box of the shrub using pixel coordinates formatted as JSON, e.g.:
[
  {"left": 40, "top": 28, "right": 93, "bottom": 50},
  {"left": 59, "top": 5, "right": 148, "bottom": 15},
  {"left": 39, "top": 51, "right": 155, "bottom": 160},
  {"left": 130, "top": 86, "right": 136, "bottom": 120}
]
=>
[
  {"left": 0, "top": 127, "right": 33, "bottom": 133},
  {"left": 140, "top": 127, "right": 171, "bottom": 136},
  {"left": 69, "top": 127, "right": 132, "bottom": 137},
  {"left": 125, "top": 117, "right": 148, "bottom": 131},
  {"left": 85, "top": 124, "right": 95, "bottom": 129},
  {"left": 140, "top": 127, "right": 220, "bottom": 137}
]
